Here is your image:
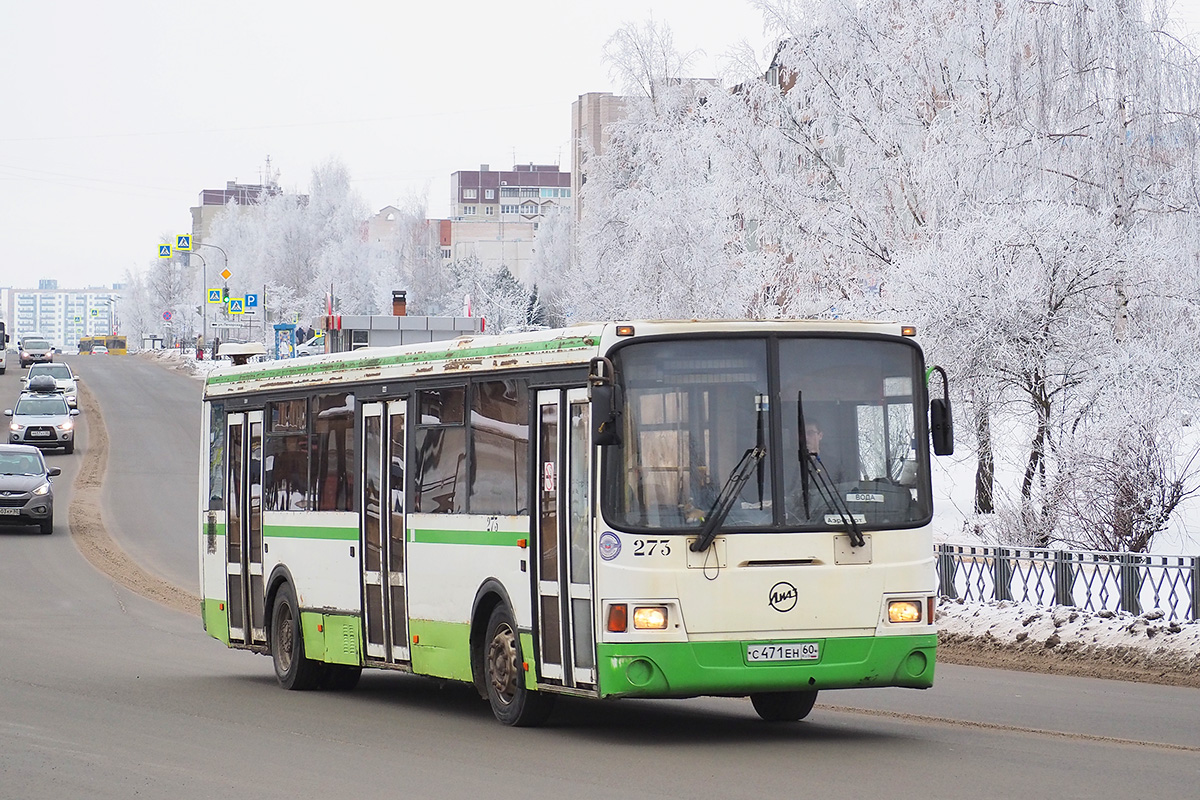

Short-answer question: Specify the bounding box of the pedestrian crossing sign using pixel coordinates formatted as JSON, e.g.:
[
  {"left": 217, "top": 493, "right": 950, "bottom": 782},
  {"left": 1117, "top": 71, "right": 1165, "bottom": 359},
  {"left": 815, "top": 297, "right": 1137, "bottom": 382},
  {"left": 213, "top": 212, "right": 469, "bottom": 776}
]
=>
[
  {"left": 158, "top": 244, "right": 172, "bottom": 258},
  {"left": 176, "top": 234, "right": 192, "bottom": 251},
  {"left": 208, "top": 289, "right": 222, "bottom": 303},
  {"left": 229, "top": 298, "right": 245, "bottom": 314}
]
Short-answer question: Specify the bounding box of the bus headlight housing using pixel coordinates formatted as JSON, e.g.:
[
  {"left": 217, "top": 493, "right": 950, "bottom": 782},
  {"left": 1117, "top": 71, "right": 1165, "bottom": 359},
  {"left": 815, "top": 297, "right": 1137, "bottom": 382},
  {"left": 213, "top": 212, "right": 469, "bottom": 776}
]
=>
[
  {"left": 632, "top": 606, "right": 668, "bottom": 630},
  {"left": 887, "top": 600, "right": 923, "bottom": 623}
]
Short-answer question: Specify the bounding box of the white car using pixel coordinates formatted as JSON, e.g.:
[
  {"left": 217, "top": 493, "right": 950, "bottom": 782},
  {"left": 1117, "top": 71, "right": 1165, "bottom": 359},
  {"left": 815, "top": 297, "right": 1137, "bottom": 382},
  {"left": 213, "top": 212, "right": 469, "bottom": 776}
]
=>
[
  {"left": 22, "top": 363, "right": 80, "bottom": 408},
  {"left": 91, "top": 345, "right": 109, "bottom": 355},
  {"left": 295, "top": 333, "right": 325, "bottom": 357},
  {"left": 5, "top": 392, "right": 79, "bottom": 454}
]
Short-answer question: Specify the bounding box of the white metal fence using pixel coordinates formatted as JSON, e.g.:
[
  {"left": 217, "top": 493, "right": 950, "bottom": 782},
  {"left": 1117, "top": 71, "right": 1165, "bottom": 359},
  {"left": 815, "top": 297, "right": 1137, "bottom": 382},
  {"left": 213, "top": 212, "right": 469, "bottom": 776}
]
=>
[{"left": 936, "top": 544, "right": 1200, "bottom": 622}]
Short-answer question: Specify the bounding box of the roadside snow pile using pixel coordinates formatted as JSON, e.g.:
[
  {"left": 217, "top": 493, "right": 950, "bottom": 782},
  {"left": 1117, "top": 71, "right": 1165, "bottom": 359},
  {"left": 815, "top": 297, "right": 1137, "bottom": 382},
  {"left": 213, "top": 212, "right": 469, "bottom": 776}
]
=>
[
  {"left": 937, "top": 597, "right": 1200, "bottom": 680},
  {"left": 141, "top": 348, "right": 216, "bottom": 378}
]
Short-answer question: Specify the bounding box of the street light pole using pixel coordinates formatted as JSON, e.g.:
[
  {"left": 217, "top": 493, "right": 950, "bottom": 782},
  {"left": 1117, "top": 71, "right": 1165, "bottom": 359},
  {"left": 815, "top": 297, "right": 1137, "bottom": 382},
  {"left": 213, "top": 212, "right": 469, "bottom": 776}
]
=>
[
  {"left": 195, "top": 242, "right": 228, "bottom": 353},
  {"left": 191, "top": 251, "right": 207, "bottom": 348}
]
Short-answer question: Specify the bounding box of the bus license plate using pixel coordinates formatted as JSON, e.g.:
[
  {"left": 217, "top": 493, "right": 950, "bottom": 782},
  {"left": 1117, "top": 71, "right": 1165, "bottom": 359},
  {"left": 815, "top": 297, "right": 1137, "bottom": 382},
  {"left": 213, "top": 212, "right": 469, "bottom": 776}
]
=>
[{"left": 747, "top": 642, "right": 819, "bottom": 662}]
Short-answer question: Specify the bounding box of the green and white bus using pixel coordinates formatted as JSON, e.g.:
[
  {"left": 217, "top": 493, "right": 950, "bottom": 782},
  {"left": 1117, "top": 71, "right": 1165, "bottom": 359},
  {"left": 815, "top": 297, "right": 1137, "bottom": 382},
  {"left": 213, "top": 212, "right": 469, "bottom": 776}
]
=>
[{"left": 199, "top": 319, "right": 954, "bottom": 725}]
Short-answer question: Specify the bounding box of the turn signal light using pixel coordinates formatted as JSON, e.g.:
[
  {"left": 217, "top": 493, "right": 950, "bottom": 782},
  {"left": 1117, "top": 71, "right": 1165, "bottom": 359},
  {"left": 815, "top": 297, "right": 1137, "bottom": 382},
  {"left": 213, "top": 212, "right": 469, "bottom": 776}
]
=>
[
  {"left": 888, "top": 600, "right": 922, "bottom": 623},
  {"left": 607, "top": 604, "right": 628, "bottom": 632},
  {"left": 616, "top": 325, "right": 635, "bottom": 337}
]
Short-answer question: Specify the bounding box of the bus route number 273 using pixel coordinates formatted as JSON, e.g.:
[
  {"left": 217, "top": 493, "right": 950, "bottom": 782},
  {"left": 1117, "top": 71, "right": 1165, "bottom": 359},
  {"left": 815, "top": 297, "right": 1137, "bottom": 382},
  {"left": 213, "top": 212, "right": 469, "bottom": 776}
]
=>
[{"left": 633, "top": 539, "right": 670, "bottom": 556}]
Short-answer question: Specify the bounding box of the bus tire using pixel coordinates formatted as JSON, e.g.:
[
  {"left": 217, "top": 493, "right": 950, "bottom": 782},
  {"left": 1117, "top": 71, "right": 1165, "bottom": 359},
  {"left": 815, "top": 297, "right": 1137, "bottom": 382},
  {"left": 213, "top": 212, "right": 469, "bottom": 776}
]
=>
[
  {"left": 483, "top": 604, "right": 554, "bottom": 727},
  {"left": 750, "top": 690, "right": 817, "bottom": 722},
  {"left": 270, "top": 583, "right": 322, "bottom": 691}
]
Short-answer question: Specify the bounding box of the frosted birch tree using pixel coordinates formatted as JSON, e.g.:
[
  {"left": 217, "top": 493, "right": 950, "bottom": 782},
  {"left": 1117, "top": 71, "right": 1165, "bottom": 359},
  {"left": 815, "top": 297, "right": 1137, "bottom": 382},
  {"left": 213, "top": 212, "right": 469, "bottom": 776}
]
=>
[{"left": 577, "top": 0, "right": 1200, "bottom": 548}]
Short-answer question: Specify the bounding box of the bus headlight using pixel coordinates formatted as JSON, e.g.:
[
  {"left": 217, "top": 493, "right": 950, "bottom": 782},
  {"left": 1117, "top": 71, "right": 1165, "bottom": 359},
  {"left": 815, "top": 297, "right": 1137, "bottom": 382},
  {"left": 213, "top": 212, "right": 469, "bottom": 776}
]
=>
[
  {"left": 887, "top": 600, "right": 922, "bottom": 623},
  {"left": 632, "top": 606, "right": 668, "bottom": 630}
]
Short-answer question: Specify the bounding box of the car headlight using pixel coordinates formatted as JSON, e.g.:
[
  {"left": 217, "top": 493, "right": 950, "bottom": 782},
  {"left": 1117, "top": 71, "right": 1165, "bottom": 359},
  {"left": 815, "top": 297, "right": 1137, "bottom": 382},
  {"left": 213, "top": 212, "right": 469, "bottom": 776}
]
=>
[
  {"left": 10, "top": 422, "right": 24, "bottom": 432},
  {"left": 57, "top": 420, "right": 74, "bottom": 431},
  {"left": 33, "top": 481, "right": 51, "bottom": 496}
]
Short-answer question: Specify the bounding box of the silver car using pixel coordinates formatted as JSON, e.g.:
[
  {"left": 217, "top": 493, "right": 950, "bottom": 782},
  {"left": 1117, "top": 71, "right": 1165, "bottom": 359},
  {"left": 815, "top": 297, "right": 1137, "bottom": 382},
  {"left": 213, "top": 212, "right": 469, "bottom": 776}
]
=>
[
  {"left": 5, "top": 393, "right": 79, "bottom": 454},
  {"left": 23, "top": 363, "right": 80, "bottom": 408},
  {"left": 0, "top": 444, "right": 60, "bottom": 535}
]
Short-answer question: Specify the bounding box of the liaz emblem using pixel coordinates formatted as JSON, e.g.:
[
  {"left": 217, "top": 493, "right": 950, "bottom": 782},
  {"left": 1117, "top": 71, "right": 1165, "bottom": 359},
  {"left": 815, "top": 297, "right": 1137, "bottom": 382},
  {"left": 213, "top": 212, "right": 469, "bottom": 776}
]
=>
[{"left": 769, "top": 581, "right": 797, "bottom": 612}]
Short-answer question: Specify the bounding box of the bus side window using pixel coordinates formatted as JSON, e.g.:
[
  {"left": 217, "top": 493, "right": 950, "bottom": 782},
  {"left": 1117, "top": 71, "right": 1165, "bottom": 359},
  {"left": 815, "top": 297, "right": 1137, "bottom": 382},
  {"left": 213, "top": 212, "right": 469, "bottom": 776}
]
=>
[
  {"left": 208, "top": 403, "right": 225, "bottom": 511},
  {"left": 312, "top": 393, "right": 356, "bottom": 512},
  {"left": 468, "top": 378, "right": 529, "bottom": 515},
  {"left": 414, "top": 387, "right": 467, "bottom": 513}
]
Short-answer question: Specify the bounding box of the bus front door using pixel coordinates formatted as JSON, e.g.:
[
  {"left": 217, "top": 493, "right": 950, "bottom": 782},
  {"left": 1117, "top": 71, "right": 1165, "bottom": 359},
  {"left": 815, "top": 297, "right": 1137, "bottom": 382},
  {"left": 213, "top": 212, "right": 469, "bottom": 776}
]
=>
[
  {"left": 360, "top": 401, "right": 410, "bottom": 665},
  {"left": 534, "top": 388, "right": 596, "bottom": 690},
  {"left": 225, "top": 411, "right": 266, "bottom": 646}
]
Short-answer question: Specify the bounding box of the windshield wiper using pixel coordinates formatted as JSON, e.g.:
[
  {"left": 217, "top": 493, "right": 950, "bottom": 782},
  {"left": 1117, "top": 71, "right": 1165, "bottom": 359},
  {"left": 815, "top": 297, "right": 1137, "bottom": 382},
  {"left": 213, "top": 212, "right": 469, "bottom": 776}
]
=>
[
  {"left": 797, "top": 391, "right": 864, "bottom": 548},
  {"left": 806, "top": 452, "right": 865, "bottom": 548},
  {"left": 689, "top": 446, "right": 766, "bottom": 553}
]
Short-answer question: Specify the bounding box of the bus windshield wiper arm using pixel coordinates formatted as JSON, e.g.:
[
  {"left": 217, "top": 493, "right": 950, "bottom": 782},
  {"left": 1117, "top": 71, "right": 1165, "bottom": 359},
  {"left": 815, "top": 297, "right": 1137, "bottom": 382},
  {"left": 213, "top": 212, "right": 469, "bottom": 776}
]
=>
[
  {"left": 807, "top": 453, "right": 866, "bottom": 548},
  {"left": 690, "top": 447, "right": 766, "bottom": 553}
]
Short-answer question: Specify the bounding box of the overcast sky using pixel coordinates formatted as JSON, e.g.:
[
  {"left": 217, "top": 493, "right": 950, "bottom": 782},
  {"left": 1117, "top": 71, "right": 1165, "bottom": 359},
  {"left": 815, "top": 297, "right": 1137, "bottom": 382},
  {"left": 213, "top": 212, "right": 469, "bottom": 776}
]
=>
[{"left": 2, "top": 0, "right": 1198, "bottom": 291}]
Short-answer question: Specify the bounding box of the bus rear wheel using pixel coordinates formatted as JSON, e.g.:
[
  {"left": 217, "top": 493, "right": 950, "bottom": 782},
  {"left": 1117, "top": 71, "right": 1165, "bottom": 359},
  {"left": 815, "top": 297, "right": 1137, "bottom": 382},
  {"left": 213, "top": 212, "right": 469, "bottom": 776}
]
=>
[
  {"left": 750, "top": 690, "right": 818, "bottom": 722},
  {"left": 270, "top": 583, "right": 322, "bottom": 691},
  {"left": 483, "top": 605, "right": 554, "bottom": 727}
]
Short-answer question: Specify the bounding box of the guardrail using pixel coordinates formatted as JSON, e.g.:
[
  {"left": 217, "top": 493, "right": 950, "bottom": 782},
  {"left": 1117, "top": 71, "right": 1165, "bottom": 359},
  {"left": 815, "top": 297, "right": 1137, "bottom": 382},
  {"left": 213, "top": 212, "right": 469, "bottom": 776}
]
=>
[{"left": 936, "top": 544, "right": 1200, "bottom": 622}]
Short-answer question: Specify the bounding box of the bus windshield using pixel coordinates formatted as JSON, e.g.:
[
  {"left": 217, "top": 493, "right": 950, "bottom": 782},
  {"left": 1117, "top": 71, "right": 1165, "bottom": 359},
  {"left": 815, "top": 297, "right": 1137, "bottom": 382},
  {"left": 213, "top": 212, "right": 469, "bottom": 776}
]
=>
[{"left": 602, "top": 335, "right": 932, "bottom": 533}]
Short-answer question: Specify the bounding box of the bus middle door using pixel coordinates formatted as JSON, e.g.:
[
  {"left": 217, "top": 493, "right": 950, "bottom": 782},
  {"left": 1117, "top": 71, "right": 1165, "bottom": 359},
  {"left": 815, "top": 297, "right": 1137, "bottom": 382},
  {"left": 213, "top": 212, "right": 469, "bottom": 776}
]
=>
[
  {"left": 225, "top": 410, "right": 266, "bottom": 646},
  {"left": 360, "top": 400, "right": 410, "bottom": 665}
]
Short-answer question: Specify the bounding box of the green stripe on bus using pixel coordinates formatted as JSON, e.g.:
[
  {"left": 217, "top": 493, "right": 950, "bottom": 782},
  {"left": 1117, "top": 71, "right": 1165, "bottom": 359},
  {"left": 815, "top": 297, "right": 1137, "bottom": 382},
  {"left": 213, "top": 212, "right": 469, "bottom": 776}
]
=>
[
  {"left": 410, "top": 619, "right": 473, "bottom": 681},
  {"left": 594, "top": 634, "right": 937, "bottom": 698},
  {"left": 408, "top": 528, "right": 525, "bottom": 547},
  {"left": 206, "top": 335, "right": 599, "bottom": 385},
  {"left": 263, "top": 525, "right": 358, "bottom": 540}
]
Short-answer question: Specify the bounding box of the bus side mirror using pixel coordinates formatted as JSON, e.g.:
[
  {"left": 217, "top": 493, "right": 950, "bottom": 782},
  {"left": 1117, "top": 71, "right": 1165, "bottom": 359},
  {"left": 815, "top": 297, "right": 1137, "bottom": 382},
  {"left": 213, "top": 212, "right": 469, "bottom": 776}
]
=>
[
  {"left": 590, "top": 383, "right": 623, "bottom": 447},
  {"left": 930, "top": 398, "right": 954, "bottom": 456},
  {"left": 928, "top": 365, "right": 954, "bottom": 456}
]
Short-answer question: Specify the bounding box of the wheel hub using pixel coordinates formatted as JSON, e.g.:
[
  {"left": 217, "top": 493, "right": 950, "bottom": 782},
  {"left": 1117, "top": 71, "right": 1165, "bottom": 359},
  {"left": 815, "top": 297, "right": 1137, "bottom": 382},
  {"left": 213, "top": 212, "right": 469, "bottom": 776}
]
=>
[{"left": 487, "top": 622, "right": 518, "bottom": 705}]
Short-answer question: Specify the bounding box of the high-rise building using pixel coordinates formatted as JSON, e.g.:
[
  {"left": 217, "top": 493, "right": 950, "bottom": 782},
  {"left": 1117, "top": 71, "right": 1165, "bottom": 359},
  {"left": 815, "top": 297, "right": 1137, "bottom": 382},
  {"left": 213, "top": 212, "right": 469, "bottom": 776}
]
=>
[
  {"left": 4, "top": 287, "right": 121, "bottom": 349},
  {"left": 571, "top": 92, "right": 627, "bottom": 222}
]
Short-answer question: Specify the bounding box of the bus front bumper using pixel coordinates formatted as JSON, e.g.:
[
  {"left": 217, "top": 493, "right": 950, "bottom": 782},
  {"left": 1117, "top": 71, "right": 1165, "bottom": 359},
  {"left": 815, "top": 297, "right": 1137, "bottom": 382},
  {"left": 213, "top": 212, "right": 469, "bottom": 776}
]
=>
[{"left": 595, "top": 634, "right": 936, "bottom": 698}]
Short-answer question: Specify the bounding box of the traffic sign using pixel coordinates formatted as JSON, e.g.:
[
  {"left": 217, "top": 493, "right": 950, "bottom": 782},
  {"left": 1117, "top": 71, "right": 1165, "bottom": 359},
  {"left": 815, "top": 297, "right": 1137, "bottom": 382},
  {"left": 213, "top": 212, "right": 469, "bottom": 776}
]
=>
[
  {"left": 220, "top": 269, "right": 232, "bottom": 281},
  {"left": 162, "top": 310, "right": 173, "bottom": 321},
  {"left": 208, "top": 289, "right": 222, "bottom": 303},
  {"left": 245, "top": 293, "right": 258, "bottom": 308},
  {"left": 176, "top": 234, "right": 192, "bottom": 251},
  {"left": 229, "top": 298, "right": 245, "bottom": 314},
  {"left": 158, "top": 244, "right": 172, "bottom": 258}
]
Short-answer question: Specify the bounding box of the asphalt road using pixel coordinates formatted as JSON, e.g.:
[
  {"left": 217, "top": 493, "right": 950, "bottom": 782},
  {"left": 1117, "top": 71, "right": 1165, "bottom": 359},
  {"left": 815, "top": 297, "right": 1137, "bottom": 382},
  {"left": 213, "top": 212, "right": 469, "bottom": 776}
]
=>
[{"left": 0, "top": 353, "right": 1197, "bottom": 799}]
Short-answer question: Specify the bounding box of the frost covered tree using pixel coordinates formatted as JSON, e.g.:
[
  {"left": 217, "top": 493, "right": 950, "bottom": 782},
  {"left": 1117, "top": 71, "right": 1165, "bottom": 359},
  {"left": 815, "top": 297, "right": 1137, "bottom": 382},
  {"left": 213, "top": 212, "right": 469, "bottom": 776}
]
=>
[
  {"left": 207, "top": 158, "right": 375, "bottom": 331},
  {"left": 575, "top": 0, "right": 1200, "bottom": 548}
]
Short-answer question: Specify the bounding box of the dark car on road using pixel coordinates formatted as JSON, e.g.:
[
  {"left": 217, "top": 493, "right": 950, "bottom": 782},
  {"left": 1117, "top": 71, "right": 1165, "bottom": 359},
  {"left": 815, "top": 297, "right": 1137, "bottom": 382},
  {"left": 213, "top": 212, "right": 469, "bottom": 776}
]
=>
[{"left": 0, "top": 444, "right": 60, "bottom": 534}]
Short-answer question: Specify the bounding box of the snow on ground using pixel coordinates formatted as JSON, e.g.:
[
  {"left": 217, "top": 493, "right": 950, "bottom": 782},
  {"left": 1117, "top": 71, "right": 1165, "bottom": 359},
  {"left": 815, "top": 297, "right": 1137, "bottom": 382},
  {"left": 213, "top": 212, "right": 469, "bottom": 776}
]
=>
[
  {"left": 937, "top": 597, "right": 1200, "bottom": 662},
  {"left": 142, "top": 347, "right": 1200, "bottom": 673}
]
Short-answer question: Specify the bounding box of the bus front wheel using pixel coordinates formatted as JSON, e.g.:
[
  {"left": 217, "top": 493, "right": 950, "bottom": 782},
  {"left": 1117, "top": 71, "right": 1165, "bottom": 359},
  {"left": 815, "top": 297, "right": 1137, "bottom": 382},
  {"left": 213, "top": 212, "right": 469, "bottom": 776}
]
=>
[
  {"left": 270, "top": 583, "right": 322, "bottom": 691},
  {"left": 750, "top": 690, "right": 818, "bottom": 722},
  {"left": 483, "top": 605, "right": 554, "bottom": 727}
]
